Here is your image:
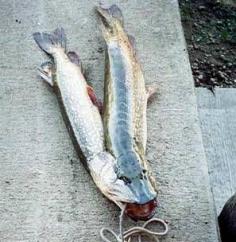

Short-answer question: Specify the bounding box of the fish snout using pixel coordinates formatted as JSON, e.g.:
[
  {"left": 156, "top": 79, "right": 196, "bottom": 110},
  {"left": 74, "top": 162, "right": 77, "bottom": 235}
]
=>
[
  {"left": 125, "top": 199, "right": 158, "bottom": 221},
  {"left": 122, "top": 175, "right": 158, "bottom": 221}
]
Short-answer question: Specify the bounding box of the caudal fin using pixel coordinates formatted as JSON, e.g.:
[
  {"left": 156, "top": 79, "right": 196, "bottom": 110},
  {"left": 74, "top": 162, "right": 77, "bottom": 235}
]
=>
[
  {"left": 96, "top": 4, "right": 124, "bottom": 28},
  {"left": 33, "top": 27, "right": 66, "bottom": 55}
]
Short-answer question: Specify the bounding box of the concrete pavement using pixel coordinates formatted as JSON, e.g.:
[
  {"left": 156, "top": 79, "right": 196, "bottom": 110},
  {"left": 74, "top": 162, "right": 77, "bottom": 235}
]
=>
[
  {"left": 197, "top": 88, "right": 236, "bottom": 215},
  {"left": 0, "top": 1, "right": 219, "bottom": 241}
]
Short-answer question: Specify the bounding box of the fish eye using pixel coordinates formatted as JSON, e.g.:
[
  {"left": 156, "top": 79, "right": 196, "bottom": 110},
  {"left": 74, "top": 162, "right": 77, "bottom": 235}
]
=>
[{"left": 119, "top": 176, "right": 131, "bottom": 185}]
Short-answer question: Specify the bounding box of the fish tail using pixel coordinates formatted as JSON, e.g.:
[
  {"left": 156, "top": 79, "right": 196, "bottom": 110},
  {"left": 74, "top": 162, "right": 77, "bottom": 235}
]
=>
[
  {"left": 96, "top": 4, "right": 124, "bottom": 28},
  {"left": 33, "top": 27, "right": 66, "bottom": 55}
]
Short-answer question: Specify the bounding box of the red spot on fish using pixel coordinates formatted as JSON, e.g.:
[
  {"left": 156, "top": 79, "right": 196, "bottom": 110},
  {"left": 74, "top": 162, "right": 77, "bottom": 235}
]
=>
[
  {"left": 87, "top": 86, "right": 103, "bottom": 114},
  {"left": 125, "top": 199, "right": 157, "bottom": 221}
]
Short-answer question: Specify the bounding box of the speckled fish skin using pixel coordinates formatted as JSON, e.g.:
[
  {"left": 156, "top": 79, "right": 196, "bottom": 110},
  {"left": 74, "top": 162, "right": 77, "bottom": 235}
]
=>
[
  {"left": 33, "top": 28, "right": 142, "bottom": 209},
  {"left": 56, "top": 50, "right": 104, "bottom": 159},
  {"left": 97, "top": 5, "right": 157, "bottom": 205}
]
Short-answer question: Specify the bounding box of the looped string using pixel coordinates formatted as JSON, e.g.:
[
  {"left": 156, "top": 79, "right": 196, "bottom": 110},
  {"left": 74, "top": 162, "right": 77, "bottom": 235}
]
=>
[{"left": 100, "top": 206, "right": 169, "bottom": 242}]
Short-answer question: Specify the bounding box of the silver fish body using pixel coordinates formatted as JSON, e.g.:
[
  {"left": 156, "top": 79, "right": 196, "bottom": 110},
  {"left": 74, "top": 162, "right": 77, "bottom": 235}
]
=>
[{"left": 56, "top": 50, "right": 104, "bottom": 159}]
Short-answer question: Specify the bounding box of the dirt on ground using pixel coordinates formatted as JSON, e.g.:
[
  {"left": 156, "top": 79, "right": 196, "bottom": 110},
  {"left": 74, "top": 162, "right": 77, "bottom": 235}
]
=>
[{"left": 179, "top": 0, "right": 236, "bottom": 90}]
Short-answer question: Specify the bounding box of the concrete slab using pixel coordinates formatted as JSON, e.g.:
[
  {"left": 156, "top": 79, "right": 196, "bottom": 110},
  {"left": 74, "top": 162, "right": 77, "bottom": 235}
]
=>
[
  {"left": 0, "top": 1, "right": 219, "bottom": 241},
  {"left": 197, "top": 87, "right": 236, "bottom": 215}
]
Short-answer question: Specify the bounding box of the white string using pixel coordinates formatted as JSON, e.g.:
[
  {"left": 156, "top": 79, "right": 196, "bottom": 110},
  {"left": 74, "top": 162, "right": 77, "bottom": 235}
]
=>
[{"left": 100, "top": 207, "right": 169, "bottom": 242}]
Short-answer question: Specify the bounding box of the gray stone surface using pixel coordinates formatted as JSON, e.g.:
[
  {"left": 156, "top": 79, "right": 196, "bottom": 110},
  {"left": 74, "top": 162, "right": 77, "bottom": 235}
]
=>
[
  {"left": 197, "top": 88, "right": 236, "bottom": 215},
  {"left": 0, "top": 1, "right": 219, "bottom": 241}
]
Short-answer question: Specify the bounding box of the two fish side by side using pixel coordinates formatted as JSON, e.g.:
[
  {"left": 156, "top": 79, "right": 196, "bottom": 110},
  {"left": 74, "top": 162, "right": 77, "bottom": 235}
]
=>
[
  {"left": 33, "top": 4, "right": 158, "bottom": 221},
  {"left": 33, "top": 28, "right": 137, "bottom": 210}
]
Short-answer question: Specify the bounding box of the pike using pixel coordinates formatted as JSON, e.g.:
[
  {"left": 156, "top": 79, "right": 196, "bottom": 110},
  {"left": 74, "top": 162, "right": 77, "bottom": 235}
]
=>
[
  {"left": 33, "top": 28, "right": 148, "bottom": 211},
  {"left": 97, "top": 5, "right": 158, "bottom": 220}
]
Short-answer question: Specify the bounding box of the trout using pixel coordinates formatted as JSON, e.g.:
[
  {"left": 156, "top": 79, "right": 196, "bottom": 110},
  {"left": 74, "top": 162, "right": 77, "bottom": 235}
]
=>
[{"left": 97, "top": 5, "right": 158, "bottom": 220}]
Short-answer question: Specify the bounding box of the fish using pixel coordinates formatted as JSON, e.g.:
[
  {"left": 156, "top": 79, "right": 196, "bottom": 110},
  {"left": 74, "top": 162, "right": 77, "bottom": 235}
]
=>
[
  {"left": 97, "top": 5, "right": 158, "bottom": 220},
  {"left": 33, "top": 28, "right": 151, "bottom": 210}
]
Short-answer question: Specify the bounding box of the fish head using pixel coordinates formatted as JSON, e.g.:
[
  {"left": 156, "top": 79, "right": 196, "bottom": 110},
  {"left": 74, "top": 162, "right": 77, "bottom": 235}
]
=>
[
  {"left": 115, "top": 152, "right": 158, "bottom": 221},
  {"left": 125, "top": 199, "right": 158, "bottom": 221},
  {"left": 121, "top": 176, "right": 158, "bottom": 221},
  {"left": 96, "top": 4, "right": 124, "bottom": 41},
  {"left": 105, "top": 173, "right": 158, "bottom": 221},
  {"left": 89, "top": 152, "right": 157, "bottom": 221}
]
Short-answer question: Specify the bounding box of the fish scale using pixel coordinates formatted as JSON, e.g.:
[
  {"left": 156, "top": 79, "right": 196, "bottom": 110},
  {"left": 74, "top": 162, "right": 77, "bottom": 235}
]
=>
[
  {"left": 99, "top": 4, "right": 157, "bottom": 208},
  {"left": 109, "top": 44, "right": 134, "bottom": 156},
  {"left": 56, "top": 58, "right": 104, "bottom": 158}
]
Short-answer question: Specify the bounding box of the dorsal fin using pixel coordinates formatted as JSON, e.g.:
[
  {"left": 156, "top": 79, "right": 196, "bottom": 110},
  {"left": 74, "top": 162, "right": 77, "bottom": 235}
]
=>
[{"left": 67, "top": 51, "right": 82, "bottom": 70}]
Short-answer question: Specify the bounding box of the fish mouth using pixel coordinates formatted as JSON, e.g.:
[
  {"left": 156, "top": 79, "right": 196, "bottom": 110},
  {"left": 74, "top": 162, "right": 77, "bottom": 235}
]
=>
[{"left": 125, "top": 199, "right": 158, "bottom": 221}]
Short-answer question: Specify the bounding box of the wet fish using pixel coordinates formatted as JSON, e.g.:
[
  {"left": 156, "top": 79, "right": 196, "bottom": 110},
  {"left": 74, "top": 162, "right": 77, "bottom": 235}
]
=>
[
  {"left": 33, "top": 28, "right": 145, "bottom": 209},
  {"left": 97, "top": 5, "right": 158, "bottom": 220}
]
